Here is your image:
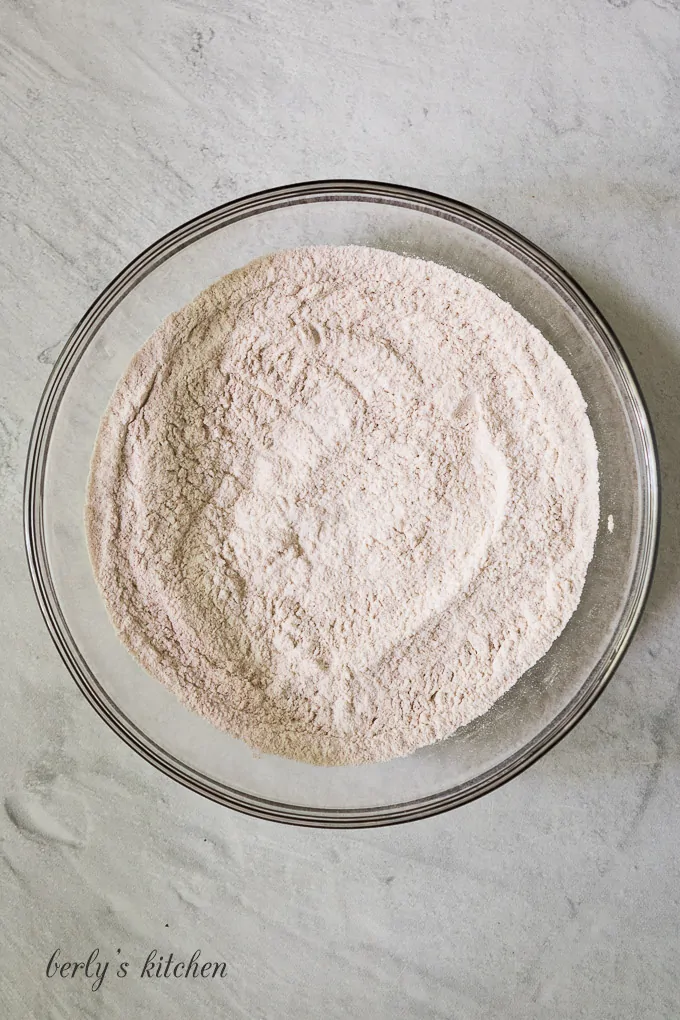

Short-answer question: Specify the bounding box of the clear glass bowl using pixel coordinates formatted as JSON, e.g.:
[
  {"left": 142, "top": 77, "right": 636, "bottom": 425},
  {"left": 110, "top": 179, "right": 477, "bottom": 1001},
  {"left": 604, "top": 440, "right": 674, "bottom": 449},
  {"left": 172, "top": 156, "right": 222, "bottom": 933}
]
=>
[{"left": 24, "top": 181, "right": 659, "bottom": 827}]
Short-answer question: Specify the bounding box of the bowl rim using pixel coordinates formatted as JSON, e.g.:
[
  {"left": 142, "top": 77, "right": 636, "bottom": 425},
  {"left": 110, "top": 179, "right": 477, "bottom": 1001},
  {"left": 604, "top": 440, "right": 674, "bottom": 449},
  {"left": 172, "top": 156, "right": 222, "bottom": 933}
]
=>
[{"left": 24, "top": 178, "right": 661, "bottom": 827}]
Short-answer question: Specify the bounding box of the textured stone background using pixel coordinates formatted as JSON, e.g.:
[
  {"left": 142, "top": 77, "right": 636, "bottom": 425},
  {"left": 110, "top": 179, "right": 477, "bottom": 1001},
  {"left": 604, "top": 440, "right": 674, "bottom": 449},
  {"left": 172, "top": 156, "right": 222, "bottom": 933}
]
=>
[{"left": 1, "top": 1, "right": 679, "bottom": 1016}]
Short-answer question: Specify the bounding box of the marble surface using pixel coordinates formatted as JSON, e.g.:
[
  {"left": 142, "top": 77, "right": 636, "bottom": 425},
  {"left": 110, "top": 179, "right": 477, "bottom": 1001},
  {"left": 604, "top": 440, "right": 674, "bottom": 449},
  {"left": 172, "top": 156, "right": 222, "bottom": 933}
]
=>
[{"left": 2, "top": 1, "right": 680, "bottom": 1016}]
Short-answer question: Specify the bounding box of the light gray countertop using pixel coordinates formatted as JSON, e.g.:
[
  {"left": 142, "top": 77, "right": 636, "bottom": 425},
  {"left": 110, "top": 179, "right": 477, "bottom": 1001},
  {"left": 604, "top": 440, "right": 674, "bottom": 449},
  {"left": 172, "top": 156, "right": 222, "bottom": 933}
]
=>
[{"left": 2, "top": 1, "right": 679, "bottom": 1017}]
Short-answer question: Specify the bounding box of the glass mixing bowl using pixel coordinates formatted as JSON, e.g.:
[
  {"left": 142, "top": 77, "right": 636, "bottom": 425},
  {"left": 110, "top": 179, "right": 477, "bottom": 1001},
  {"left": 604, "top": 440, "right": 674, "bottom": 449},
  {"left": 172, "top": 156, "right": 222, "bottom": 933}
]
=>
[{"left": 24, "top": 181, "right": 659, "bottom": 827}]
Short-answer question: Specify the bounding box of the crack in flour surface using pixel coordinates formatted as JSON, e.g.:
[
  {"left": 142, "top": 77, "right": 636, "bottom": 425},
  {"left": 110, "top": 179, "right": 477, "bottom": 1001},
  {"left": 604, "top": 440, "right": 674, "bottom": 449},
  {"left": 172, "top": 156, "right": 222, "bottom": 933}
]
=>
[{"left": 86, "top": 246, "right": 599, "bottom": 765}]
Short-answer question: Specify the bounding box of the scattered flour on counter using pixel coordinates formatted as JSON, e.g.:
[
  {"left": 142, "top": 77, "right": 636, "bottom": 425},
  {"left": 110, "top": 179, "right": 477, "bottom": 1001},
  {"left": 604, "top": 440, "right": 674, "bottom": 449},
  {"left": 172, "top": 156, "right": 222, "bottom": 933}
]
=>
[{"left": 86, "top": 246, "right": 599, "bottom": 765}]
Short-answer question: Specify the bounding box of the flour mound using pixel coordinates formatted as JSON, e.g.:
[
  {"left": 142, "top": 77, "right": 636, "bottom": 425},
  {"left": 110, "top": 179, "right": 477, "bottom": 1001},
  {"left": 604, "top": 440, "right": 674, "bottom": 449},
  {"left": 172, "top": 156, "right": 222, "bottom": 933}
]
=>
[{"left": 86, "top": 246, "right": 599, "bottom": 765}]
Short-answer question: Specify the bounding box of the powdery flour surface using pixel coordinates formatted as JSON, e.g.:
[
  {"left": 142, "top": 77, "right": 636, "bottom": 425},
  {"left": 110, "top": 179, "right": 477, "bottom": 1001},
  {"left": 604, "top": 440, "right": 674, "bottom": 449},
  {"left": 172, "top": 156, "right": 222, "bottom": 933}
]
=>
[{"left": 86, "top": 246, "right": 599, "bottom": 766}]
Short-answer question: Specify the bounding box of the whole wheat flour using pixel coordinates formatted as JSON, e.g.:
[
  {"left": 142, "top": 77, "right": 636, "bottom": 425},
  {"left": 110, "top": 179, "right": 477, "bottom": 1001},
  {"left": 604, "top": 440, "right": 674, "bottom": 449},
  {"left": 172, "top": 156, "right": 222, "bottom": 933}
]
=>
[{"left": 86, "top": 246, "right": 599, "bottom": 766}]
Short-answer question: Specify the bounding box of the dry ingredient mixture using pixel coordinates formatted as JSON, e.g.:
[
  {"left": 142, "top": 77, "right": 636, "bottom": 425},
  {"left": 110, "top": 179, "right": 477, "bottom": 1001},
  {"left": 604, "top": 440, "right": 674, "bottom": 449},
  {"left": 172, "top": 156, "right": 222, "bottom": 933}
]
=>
[{"left": 86, "top": 246, "right": 599, "bottom": 765}]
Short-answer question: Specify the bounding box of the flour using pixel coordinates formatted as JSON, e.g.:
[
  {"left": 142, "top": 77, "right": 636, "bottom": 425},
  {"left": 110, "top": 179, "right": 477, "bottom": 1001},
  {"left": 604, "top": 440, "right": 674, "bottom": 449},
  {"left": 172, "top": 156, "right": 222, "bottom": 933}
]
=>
[{"left": 86, "top": 246, "right": 599, "bottom": 766}]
